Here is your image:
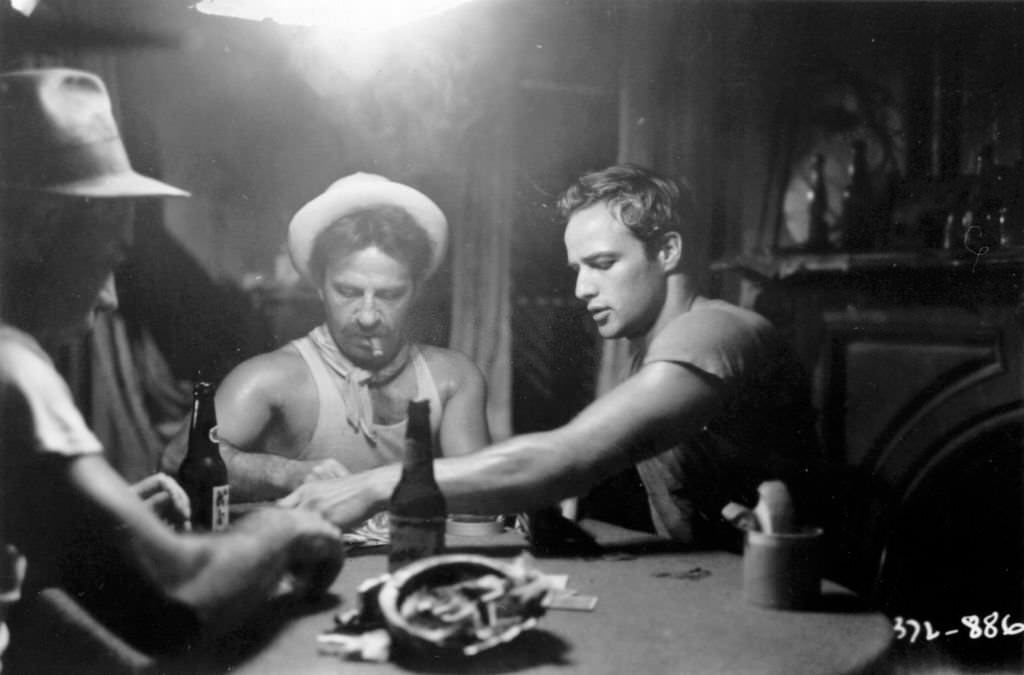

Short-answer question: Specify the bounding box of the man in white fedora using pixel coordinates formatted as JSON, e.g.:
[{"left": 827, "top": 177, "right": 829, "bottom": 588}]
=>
[
  {"left": 0, "top": 68, "right": 343, "bottom": 668},
  {"left": 203, "top": 173, "right": 490, "bottom": 502}
]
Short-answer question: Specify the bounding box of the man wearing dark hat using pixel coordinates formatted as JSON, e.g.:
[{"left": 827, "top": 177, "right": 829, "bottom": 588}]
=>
[
  {"left": 0, "top": 68, "right": 343, "bottom": 666},
  {"left": 202, "top": 172, "right": 490, "bottom": 503}
]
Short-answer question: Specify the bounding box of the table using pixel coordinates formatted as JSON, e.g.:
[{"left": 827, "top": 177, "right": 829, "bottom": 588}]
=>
[{"left": 191, "top": 520, "right": 893, "bottom": 675}]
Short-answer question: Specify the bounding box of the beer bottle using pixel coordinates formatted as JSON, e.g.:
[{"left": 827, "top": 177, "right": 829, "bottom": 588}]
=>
[
  {"left": 971, "top": 144, "right": 1002, "bottom": 250},
  {"left": 178, "top": 381, "right": 230, "bottom": 532},
  {"left": 805, "top": 153, "right": 830, "bottom": 251},
  {"left": 840, "top": 140, "right": 873, "bottom": 250},
  {"left": 388, "top": 400, "right": 446, "bottom": 572}
]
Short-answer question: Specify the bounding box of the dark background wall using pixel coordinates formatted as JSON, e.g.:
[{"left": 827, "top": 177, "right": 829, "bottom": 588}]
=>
[{"left": 11, "top": 0, "right": 1021, "bottom": 379}]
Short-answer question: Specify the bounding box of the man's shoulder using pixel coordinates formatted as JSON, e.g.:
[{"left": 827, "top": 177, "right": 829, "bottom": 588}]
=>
[
  {"left": 657, "top": 300, "right": 772, "bottom": 349},
  {"left": 415, "top": 344, "right": 476, "bottom": 372},
  {"left": 0, "top": 324, "right": 45, "bottom": 359},
  {"left": 673, "top": 299, "right": 769, "bottom": 334},
  {"left": 0, "top": 326, "right": 103, "bottom": 456},
  {"left": 413, "top": 344, "right": 484, "bottom": 391},
  {"left": 643, "top": 300, "right": 779, "bottom": 384},
  {"left": 0, "top": 326, "right": 59, "bottom": 390},
  {"left": 217, "top": 344, "right": 311, "bottom": 401}
]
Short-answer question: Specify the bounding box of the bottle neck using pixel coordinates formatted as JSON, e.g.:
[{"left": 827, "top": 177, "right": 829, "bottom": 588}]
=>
[
  {"left": 403, "top": 440, "right": 434, "bottom": 472},
  {"left": 188, "top": 391, "right": 219, "bottom": 459},
  {"left": 402, "top": 399, "right": 434, "bottom": 474}
]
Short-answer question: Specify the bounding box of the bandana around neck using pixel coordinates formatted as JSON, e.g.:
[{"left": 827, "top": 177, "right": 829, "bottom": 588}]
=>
[{"left": 308, "top": 324, "right": 412, "bottom": 444}]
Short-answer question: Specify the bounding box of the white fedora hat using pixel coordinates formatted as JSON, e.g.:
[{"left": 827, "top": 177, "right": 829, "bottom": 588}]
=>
[
  {"left": 288, "top": 172, "right": 448, "bottom": 284},
  {"left": 0, "top": 68, "right": 188, "bottom": 198}
]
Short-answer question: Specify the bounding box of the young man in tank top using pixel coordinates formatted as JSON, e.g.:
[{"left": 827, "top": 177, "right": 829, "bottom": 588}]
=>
[{"left": 196, "top": 173, "right": 490, "bottom": 501}]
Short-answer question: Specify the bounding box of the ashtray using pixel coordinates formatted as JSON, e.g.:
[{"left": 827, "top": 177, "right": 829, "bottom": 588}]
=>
[{"left": 377, "top": 553, "right": 551, "bottom": 656}]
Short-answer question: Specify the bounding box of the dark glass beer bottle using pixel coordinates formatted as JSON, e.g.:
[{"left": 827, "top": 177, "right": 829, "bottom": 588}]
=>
[
  {"left": 806, "top": 153, "right": 830, "bottom": 251},
  {"left": 971, "top": 144, "right": 1002, "bottom": 250},
  {"left": 840, "top": 140, "right": 873, "bottom": 250},
  {"left": 388, "top": 400, "right": 446, "bottom": 572},
  {"left": 178, "top": 381, "right": 230, "bottom": 532}
]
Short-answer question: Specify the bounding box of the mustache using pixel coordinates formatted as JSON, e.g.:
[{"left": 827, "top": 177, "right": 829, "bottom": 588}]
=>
[{"left": 342, "top": 328, "right": 390, "bottom": 338}]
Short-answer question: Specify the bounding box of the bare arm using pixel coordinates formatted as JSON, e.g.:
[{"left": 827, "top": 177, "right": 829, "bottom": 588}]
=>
[
  {"left": 281, "top": 361, "right": 724, "bottom": 528},
  {"left": 436, "top": 351, "right": 491, "bottom": 458},
  {"left": 215, "top": 354, "right": 339, "bottom": 501},
  {"left": 64, "top": 455, "right": 343, "bottom": 636},
  {"left": 220, "top": 441, "right": 333, "bottom": 502}
]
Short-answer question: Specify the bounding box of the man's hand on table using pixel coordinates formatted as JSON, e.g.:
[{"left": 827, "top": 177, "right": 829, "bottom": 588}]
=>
[
  {"left": 304, "top": 458, "right": 351, "bottom": 483},
  {"left": 279, "top": 508, "right": 346, "bottom": 599},
  {"left": 277, "top": 471, "right": 385, "bottom": 530},
  {"left": 132, "top": 472, "right": 191, "bottom": 530},
  {"left": 234, "top": 507, "right": 346, "bottom": 600}
]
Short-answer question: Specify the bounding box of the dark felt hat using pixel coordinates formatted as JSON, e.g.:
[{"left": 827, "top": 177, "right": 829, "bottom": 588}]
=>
[{"left": 0, "top": 68, "right": 188, "bottom": 198}]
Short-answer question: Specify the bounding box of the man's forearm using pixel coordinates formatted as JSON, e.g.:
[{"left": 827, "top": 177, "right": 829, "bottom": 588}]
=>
[
  {"left": 282, "top": 429, "right": 630, "bottom": 529},
  {"left": 287, "top": 449, "right": 551, "bottom": 526},
  {"left": 63, "top": 440, "right": 342, "bottom": 649},
  {"left": 433, "top": 433, "right": 598, "bottom": 514},
  {"left": 222, "top": 445, "right": 317, "bottom": 502}
]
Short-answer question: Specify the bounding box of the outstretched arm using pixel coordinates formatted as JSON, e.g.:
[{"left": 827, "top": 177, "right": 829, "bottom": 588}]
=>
[{"left": 282, "top": 361, "right": 724, "bottom": 528}]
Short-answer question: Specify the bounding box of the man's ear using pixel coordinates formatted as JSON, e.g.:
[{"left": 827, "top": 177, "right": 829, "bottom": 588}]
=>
[{"left": 657, "top": 231, "right": 682, "bottom": 272}]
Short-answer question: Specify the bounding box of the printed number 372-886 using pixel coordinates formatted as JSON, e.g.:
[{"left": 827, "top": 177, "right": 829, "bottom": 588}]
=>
[{"left": 893, "top": 613, "right": 1024, "bottom": 643}]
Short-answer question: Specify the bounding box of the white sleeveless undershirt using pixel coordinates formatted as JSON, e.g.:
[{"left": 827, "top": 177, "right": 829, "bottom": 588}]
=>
[{"left": 291, "top": 338, "right": 443, "bottom": 472}]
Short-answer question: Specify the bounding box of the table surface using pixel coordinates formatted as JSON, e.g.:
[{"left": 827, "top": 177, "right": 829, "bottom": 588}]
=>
[{"left": 190, "top": 520, "right": 893, "bottom": 675}]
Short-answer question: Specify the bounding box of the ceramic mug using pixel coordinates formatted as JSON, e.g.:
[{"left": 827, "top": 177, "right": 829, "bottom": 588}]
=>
[{"left": 742, "top": 527, "right": 824, "bottom": 610}]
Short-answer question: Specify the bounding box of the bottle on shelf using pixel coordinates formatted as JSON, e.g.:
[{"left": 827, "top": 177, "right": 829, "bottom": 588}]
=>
[
  {"left": 968, "top": 143, "right": 1002, "bottom": 251},
  {"left": 840, "top": 140, "right": 874, "bottom": 250},
  {"left": 805, "top": 153, "right": 830, "bottom": 251},
  {"left": 998, "top": 160, "right": 1023, "bottom": 248},
  {"left": 178, "top": 381, "right": 230, "bottom": 532},
  {"left": 941, "top": 209, "right": 963, "bottom": 250},
  {"left": 388, "top": 400, "right": 446, "bottom": 572}
]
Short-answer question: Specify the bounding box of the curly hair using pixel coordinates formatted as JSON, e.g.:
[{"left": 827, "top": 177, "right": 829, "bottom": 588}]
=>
[
  {"left": 309, "top": 206, "right": 432, "bottom": 287},
  {"left": 556, "top": 164, "right": 695, "bottom": 258}
]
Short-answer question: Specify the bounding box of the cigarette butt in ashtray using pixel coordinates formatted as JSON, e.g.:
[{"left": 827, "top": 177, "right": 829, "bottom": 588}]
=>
[{"left": 752, "top": 481, "right": 796, "bottom": 534}]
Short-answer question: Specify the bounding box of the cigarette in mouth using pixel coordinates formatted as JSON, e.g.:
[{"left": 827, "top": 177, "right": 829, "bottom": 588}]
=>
[{"left": 370, "top": 338, "right": 383, "bottom": 358}]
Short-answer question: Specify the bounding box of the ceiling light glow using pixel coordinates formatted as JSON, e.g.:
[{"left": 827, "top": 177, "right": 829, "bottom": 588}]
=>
[
  {"left": 193, "top": 0, "right": 477, "bottom": 32},
  {"left": 10, "top": 0, "right": 41, "bottom": 17}
]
